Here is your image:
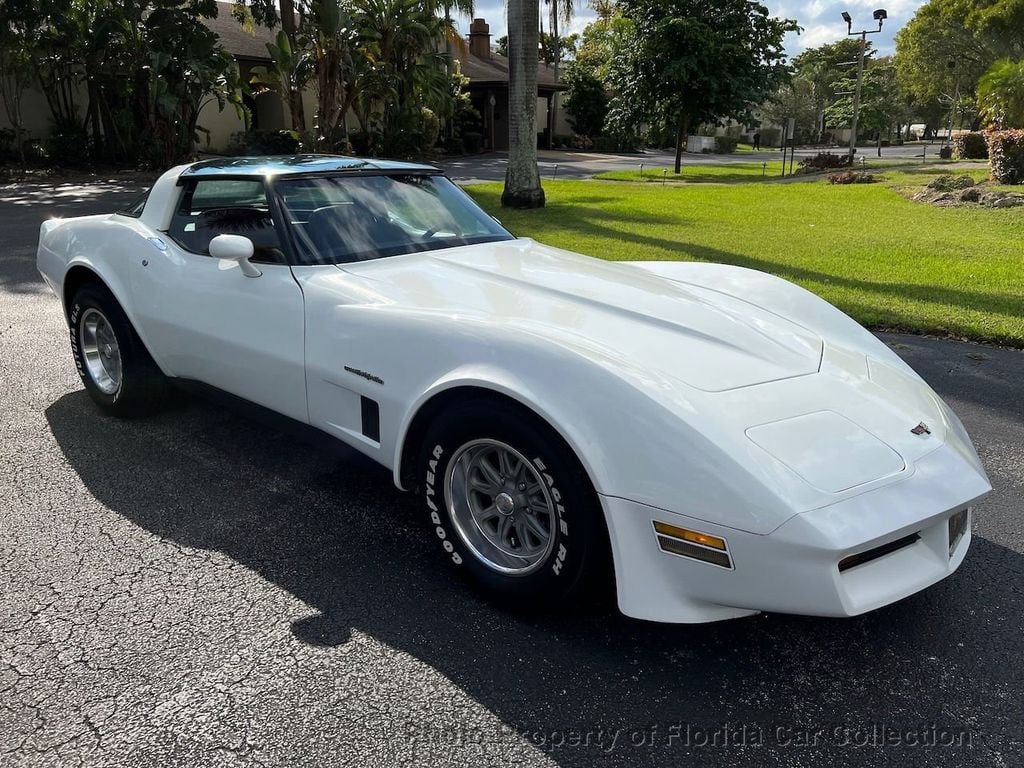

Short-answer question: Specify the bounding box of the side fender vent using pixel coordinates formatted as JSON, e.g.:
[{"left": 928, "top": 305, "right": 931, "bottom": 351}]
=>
[{"left": 360, "top": 396, "right": 381, "bottom": 442}]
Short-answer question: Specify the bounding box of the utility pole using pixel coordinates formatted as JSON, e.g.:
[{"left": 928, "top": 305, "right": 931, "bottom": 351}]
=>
[{"left": 841, "top": 9, "right": 887, "bottom": 165}]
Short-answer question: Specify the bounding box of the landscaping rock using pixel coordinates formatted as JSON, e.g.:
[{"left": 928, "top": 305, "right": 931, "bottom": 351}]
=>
[
  {"left": 927, "top": 174, "right": 976, "bottom": 192},
  {"left": 988, "top": 195, "right": 1023, "bottom": 209},
  {"left": 912, "top": 183, "right": 1024, "bottom": 209}
]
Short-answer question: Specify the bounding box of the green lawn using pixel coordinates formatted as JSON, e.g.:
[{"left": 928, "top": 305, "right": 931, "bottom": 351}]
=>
[
  {"left": 466, "top": 177, "right": 1024, "bottom": 347},
  {"left": 596, "top": 158, "right": 969, "bottom": 184}
]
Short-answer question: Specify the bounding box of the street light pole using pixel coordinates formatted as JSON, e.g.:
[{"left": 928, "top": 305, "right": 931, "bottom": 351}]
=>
[{"left": 841, "top": 9, "right": 887, "bottom": 166}]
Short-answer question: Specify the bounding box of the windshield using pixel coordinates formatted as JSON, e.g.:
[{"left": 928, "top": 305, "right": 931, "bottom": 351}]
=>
[{"left": 274, "top": 173, "right": 513, "bottom": 265}]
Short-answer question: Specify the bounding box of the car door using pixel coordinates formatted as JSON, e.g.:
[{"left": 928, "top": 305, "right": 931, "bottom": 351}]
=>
[{"left": 130, "top": 177, "right": 308, "bottom": 424}]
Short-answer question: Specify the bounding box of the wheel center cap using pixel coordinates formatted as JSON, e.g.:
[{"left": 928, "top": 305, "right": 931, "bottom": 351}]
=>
[
  {"left": 102, "top": 344, "right": 112, "bottom": 357},
  {"left": 495, "top": 492, "right": 515, "bottom": 516}
]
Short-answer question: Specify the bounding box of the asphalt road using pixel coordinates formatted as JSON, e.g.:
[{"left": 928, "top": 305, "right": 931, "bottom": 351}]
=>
[
  {"left": 1, "top": 180, "right": 1022, "bottom": 767},
  {"left": 441, "top": 143, "right": 953, "bottom": 182}
]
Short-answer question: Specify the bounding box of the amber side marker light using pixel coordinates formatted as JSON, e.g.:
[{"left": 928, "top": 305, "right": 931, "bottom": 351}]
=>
[{"left": 653, "top": 521, "right": 732, "bottom": 568}]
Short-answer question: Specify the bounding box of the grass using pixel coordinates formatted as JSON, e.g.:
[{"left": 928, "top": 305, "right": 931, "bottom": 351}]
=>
[
  {"left": 466, "top": 175, "right": 1024, "bottom": 347},
  {"left": 595, "top": 158, "right": 973, "bottom": 184}
]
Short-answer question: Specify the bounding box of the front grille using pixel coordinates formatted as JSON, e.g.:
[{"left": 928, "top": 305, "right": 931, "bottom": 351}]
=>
[
  {"left": 838, "top": 532, "right": 921, "bottom": 573},
  {"left": 948, "top": 508, "right": 969, "bottom": 556}
]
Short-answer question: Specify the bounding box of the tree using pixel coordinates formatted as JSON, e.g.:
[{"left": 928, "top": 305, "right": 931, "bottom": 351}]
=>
[
  {"left": 539, "top": 31, "right": 578, "bottom": 66},
  {"left": 792, "top": 39, "right": 874, "bottom": 143},
  {"left": 978, "top": 59, "right": 1024, "bottom": 128},
  {"left": 611, "top": 0, "right": 797, "bottom": 173},
  {"left": 235, "top": 0, "right": 306, "bottom": 129},
  {"left": 562, "top": 61, "right": 607, "bottom": 136},
  {"left": 826, "top": 61, "right": 906, "bottom": 155},
  {"left": 501, "top": 0, "right": 545, "bottom": 208},
  {"left": 0, "top": 0, "right": 40, "bottom": 167},
  {"left": 759, "top": 78, "right": 817, "bottom": 144},
  {"left": 249, "top": 29, "right": 315, "bottom": 137},
  {"left": 895, "top": 0, "right": 1024, "bottom": 132},
  {"left": 574, "top": 0, "right": 629, "bottom": 82},
  {"left": 499, "top": 31, "right": 579, "bottom": 64},
  {"left": 542, "top": 0, "right": 576, "bottom": 148}
]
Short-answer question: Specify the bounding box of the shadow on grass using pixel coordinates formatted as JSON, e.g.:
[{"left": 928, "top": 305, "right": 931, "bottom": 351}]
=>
[
  {"left": 527, "top": 209, "right": 1024, "bottom": 337},
  {"left": 44, "top": 387, "right": 1024, "bottom": 766}
]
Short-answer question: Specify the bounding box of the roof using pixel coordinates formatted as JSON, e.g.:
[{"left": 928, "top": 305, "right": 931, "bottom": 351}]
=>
[
  {"left": 460, "top": 51, "right": 565, "bottom": 91},
  {"left": 181, "top": 155, "right": 438, "bottom": 178},
  {"left": 205, "top": 3, "right": 276, "bottom": 62}
]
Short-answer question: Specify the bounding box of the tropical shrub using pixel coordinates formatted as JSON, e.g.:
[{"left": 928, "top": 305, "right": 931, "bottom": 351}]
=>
[
  {"left": 927, "top": 174, "right": 976, "bottom": 192},
  {"left": 225, "top": 129, "right": 302, "bottom": 156},
  {"left": 714, "top": 136, "right": 738, "bottom": 154},
  {"left": 952, "top": 132, "right": 988, "bottom": 160},
  {"left": 45, "top": 118, "right": 90, "bottom": 167},
  {"left": 0, "top": 128, "right": 15, "bottom": 160},
  {"left": 563, "top": 63, "right": 608, "bottom": 137},
  {"left": 462, "top": 132, "right": 483, "bottom": 154},
  {"left": 986, "top": 130, "right": 1024, "bottom": 184},
  {"left": 978, "top": 60, "right": 1024, "bottom": 129},
  {"left": 799, "top": 152, "right": 847, "bottom": 172}
]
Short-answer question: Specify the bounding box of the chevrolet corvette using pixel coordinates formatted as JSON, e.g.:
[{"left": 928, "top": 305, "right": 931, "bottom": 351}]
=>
[{"left": 36, "top": 155, "right": 991, "bottom": 622}]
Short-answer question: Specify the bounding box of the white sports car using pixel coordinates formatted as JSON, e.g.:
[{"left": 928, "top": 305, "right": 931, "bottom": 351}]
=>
[{"left": 37, "top": 155, "right": 991, "bottom": 623}]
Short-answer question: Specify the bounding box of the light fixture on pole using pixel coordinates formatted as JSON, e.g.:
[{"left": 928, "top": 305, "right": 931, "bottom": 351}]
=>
[{"left": 841, "top": 9, "right": 887, "bottom": 165}]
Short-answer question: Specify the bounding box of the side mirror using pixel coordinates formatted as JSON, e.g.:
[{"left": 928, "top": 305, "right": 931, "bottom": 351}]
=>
[{"left": 209, "top": 234, "right": 261, "bottom": 277}]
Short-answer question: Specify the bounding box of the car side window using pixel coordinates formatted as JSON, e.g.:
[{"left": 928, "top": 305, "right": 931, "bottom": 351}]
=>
[{"left": 167, "top": 179, "right": 286, "bottom": 264}]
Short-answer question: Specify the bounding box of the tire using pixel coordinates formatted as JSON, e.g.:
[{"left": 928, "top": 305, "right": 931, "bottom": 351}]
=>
[
  {"left": 69, "top": 283, "right": 170, "bottom": 417},
  {"left": 420, "top": 399, "right": 610, "bottom": 608}
]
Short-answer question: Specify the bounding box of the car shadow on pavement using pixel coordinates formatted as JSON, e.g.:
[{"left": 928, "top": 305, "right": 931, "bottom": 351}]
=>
[{"left": 45, "top": 389, "right": 1022, "bottom": 766}]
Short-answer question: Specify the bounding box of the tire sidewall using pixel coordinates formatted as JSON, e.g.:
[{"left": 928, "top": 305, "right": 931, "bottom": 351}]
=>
[
  {"left": 69, "top": 288, "right": 123, "bottom": 409},
  {"left": 422, "top": 405, "right": 596, "bottom": 601}
]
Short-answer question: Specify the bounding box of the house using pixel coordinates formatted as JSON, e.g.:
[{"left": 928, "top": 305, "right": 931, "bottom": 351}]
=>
[
  {"left": 458, "top": 18, "right": 569, "bottom": 150},
  {"left": 0, "top": 7, "right": 566, "bottom": 155}
]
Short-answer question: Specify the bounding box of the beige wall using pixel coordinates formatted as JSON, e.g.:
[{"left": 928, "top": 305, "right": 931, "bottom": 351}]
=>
[
  {"left": 197, "top": 98, "right": 246, "bottom": 152},
  {"left": 0, "top": 77, "right": 90, "bottom": 141}
]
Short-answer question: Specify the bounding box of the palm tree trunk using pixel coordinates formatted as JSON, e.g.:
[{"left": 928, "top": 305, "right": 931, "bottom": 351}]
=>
[
  {"left": 502, "top": 0, "right": 546, "bottom": 208},
  {"left": 548, "top": 0, "right": 559, "bottom": 150},
  {"left": 280, "top": 0, "right": 306, "bottom": 131}
]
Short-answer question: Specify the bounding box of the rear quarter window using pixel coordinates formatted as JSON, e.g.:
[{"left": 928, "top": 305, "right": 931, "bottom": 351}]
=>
[{"left": 117, "top": 189, "right": 151, "bottom": 218}]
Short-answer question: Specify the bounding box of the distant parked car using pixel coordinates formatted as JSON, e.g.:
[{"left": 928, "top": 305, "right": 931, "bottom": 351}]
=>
[{"left": 36, "top": 155, "right": 991, "bottom": 623}]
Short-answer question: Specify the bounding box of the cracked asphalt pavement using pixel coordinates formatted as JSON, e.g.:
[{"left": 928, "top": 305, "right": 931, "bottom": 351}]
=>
[{"left": 1, "top": 179, "right": 1023, "bottom": 767}]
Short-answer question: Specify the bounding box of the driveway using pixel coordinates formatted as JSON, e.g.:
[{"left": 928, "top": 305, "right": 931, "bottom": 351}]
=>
[{"left": 1, "top": 180, "right": 1022, "bottom": 767}]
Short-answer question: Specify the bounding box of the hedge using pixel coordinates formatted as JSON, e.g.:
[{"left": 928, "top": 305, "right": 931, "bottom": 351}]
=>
[
  {"left": 952, "top": 132, "right": 988, "bottom": 160},
  {"left": 714, "top": 136, "right": 739, "bottom": 154},
  {"left": 986, "top": 130, "right": 1024, "bottom": 185}
]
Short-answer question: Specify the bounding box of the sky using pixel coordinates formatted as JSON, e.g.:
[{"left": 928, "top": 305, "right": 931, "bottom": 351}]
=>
[{"left": 461, "top": 0, "right": 928, "bottom": 60}]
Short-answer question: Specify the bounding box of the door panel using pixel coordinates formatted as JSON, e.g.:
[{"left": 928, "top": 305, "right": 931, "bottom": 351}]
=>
[{"left": 130, "top": 241, "right": 307, "bottom": 424}]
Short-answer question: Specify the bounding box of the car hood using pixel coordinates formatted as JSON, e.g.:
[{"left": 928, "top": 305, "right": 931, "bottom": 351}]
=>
[{"left": 338, "top": 238, "right": 823, "bottom": 392}]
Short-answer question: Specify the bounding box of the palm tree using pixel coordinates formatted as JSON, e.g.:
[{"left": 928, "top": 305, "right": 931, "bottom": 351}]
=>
[
  {"left": 544, "top": 0, "right": 574, "bottom": 148},
  {"left": 438, "top": 0, "right": 474, "bottom": 140},
  {"left": 501, "top": 0, "right": 546, "bottom": 208},
  {"left": 978, "top": 59, "right": 1024, "bottom": 129}
]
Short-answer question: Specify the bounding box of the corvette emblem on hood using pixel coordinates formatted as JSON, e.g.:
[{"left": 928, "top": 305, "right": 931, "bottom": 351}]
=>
[{"left": 911, "top": 422, "right": 932, "bottom": 436}]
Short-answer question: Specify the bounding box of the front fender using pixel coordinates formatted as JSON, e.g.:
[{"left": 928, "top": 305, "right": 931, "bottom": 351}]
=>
[{"left": 39, "top": 215, "right": 172, "bottom": 376}]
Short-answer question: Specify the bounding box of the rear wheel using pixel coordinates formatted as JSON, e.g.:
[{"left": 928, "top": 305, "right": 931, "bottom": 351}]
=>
[
  {"left": 69, "top": 283, "right": 170, "bottom": 417},
  {"left": 420, "top": 400, "right": 609, "bottom": 607}
]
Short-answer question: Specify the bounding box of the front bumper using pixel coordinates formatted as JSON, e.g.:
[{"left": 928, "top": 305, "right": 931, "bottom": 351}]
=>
[{"left": 602, "top": 443, "right": 991, "bottom": 623}]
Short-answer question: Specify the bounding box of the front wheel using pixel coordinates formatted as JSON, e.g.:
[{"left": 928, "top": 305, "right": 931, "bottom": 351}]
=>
[
  {"left": 69, "top": 283, "right": 170, "bottom": 417},
  {"left": 420, "top": 400, "right": 609, "bottom": 607}
]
